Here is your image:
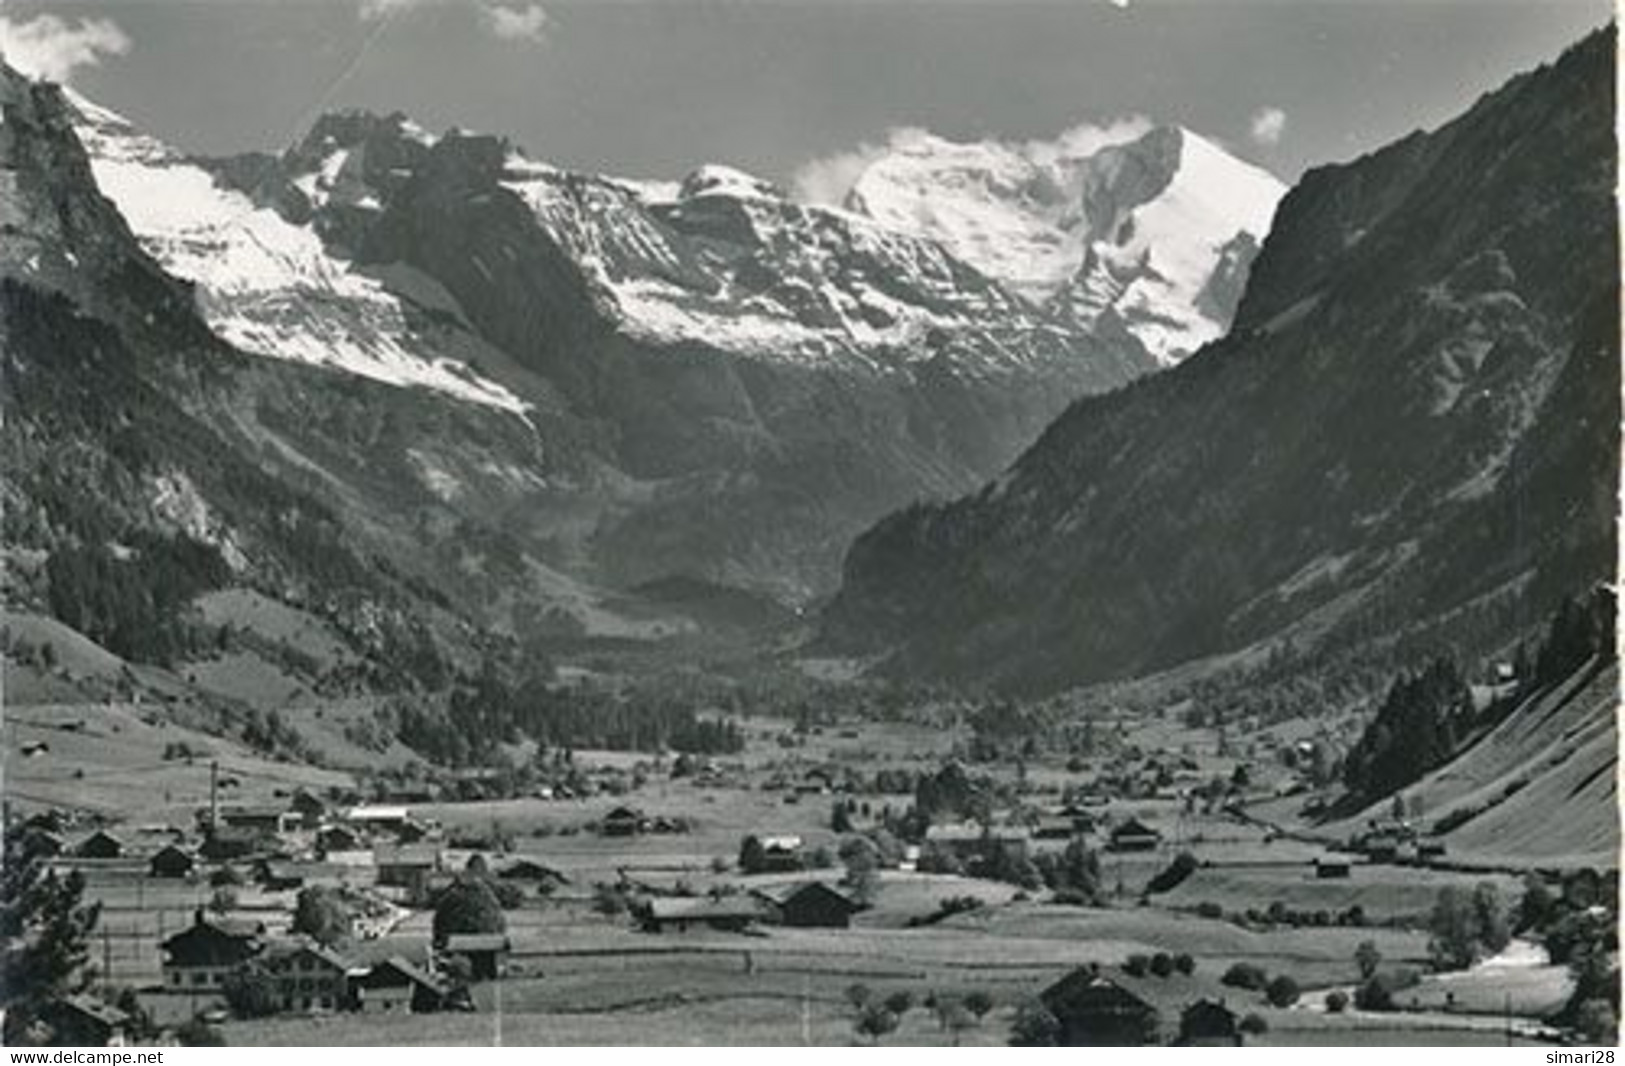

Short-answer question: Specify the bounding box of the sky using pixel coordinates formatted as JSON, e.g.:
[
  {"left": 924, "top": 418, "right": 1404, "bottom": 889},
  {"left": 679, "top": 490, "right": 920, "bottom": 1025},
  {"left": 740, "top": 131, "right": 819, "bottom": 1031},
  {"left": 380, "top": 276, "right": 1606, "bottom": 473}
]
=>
[{"left": 0, "top": 0, "right": 1611, "bottom": 195}]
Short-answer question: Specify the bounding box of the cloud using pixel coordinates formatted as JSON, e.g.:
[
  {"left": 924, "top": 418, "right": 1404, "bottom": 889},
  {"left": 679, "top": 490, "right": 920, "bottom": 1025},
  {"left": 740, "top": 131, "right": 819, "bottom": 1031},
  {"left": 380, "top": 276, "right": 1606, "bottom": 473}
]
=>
[
  {"left": 357, "top": 0, "right": 547, "bottom": 44},
  {"left": 791, "top": 118, "right": 1151, "bottom": 208},
  {"left": 0, "top": 12, "right": 129, "bottom": 83},
  {"left": 482, "top": 3, "right": 547, "bottom": 42},
  {"left": 357, "top": 0, "right": 428, "bottom": 21},
  {"left": 1249, "top": 106, "right": 1287, "bottom": 147}
]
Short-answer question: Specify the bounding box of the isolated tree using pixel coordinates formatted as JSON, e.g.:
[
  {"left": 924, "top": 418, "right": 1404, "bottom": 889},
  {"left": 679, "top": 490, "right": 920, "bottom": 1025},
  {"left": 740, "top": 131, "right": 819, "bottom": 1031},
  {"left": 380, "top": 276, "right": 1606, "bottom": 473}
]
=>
[
  {"left": 963, "top": 990, "right": 994, "bottom": 1020},
  {"left": 1324, "top": 990, "right": 1350, "bottom": 1014},
  {"left": 1265, "top": 975, "right": 1300, "bottom": 1008},
  {"left": 855, "top": 1004, "right": 899, "bottom": 1044},
  {"left": 433, "top": 876, "right": 506, "bottom": 944},
  {"left": 738, "top": 835, "right": 767, "bottom": 875},
  {"left": 884, "top": 990, "right": 915, "bottom": 1016},
  {"left": 1354, "top": 939, "right": 1382, "bottom": 980},
  {"left": 941, "top": 1002, "right": 977, "bottom": 1045},
  {"left": 845, "top": 982, "right": 873, "bottom": 1013}
]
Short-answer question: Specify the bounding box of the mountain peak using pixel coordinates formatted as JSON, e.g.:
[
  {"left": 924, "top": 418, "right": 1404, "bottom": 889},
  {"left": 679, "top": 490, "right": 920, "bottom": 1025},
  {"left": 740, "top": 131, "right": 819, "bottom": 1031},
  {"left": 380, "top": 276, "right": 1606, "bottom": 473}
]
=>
[
  {"left": 839, "top": 119, "right": 1284, "bottom": 362},
  {"left": 677, "top": 163, "right": 782, "bottom": 202}
]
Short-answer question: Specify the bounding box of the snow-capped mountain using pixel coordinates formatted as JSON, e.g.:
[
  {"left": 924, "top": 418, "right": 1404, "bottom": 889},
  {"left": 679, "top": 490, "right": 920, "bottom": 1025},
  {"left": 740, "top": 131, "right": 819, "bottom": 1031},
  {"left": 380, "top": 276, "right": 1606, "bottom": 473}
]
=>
[
  {"left": 23, "top": 73, "right": 1281, "bottom": 602},
  {"left": 842, "top": 124, "right": 1285, "bottom": 364},
  {"left": 66, "top": 94, "right": 529, "bottom": 414},
  {"left": 821, "top": 30, "right": 1617, "bottom": 694}
]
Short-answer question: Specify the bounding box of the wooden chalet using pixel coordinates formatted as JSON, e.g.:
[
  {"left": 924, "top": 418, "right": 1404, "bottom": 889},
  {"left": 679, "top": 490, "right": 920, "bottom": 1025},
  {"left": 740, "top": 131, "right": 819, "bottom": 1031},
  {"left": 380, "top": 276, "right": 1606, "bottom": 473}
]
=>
[
  {"left": 752, "top": 881, "right": 863, "bottom": 928},
  {"left": 1039, "top": 968, "right": 1161, "bottom": 1046},
  {"left": 374, "top": 844, "right": 442, "bottom": 888},
  {"left": 218, "top": 804, "right": 300, "bottom": 836},
  {"left": 636, "top": 896, "right": 768, "bottom": 934},
  {"left": 1314, "top": 857, "right": 1352, "bottom": 879},
  {"left": 262, "top": 941, "right": 353, "bottom": 1013},
  {"left": 38, "top": 996, "right": 131, "bottom": 1047},
  {"left": 316, "top": 824, "right": 363, "bottom": 854},
  {"left": 1107, "top": 818, "right": 1162, "bottom": 853},
  {"left": 74, "top": 829, "right": 124, "bottom": 859},
  {"left": 1176, "top": 999, "right": 1240, "bottom": 1046},
  {"left": 148, "top": 844, "right": 196, "bottom": 879},
  {"left": 160, "top": 910, "right": 266, "bottom": 991},
  {"left": 352, "top": 957, "right": 447, "bottom": 1014},
  {"left": 600, "top": 806, "right": 644, "bottom": 837},
  {"left": 287, "top": 789, "right": 328, "bottom": 828}
]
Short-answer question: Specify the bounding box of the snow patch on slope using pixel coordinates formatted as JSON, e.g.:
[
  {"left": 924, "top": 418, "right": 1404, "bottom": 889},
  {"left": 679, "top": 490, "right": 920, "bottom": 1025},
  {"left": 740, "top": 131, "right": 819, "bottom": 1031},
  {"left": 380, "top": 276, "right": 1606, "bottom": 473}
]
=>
[{"left": 65, "top": 90, "right": 528, "bottom": 415}]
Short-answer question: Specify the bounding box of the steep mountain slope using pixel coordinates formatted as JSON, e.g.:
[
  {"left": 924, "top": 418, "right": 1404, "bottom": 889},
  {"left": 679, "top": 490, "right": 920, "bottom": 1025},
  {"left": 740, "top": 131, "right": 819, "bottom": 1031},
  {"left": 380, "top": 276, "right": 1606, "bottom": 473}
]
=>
[
  {"left": 820, "top": 30, "right": 1618, "bottom": 694},
  {"left": 55, "top": 86, "right": 1283, "bottom": 600},
  {"left": 1336, "top": 659, "right": 1617, "bottom": 868},
  {"left": 843, "top": 124, "right": 1284, "bottom": 363}
]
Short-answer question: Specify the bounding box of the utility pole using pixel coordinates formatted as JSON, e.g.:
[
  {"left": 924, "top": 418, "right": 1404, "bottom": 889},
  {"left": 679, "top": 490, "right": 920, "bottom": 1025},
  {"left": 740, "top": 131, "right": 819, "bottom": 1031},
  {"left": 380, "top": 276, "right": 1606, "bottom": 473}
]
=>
[
  {"left": 801, "top": 974, "right": 811, "bottom": 1045},
  {"left": 102, "top": 926, "right": 112, "bottom": 991},
  {"left": 209, "top": 760, "right": 220, "bottom": 831}
]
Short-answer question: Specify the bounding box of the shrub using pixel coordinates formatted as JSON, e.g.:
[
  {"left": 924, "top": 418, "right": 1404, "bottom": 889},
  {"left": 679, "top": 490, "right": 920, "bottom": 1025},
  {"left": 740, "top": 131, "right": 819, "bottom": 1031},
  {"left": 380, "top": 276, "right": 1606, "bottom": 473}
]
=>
[
  {"left": 1009, "top": 999, "right": 1061, "bottom": 1046},
  {"left": 1147, "top": 850, "right": 1200, "bottom": 893},
  {"left": 1221, "top": 962, "right": 1269, "bottom": 990},
  {"left": 1238, "top": 1013, "right": 1269, "bottom": 1036},
  {"left": 1122, "top": 953, "right": 1151, "bottom": 977},
  {"left": 1173, "top": 953, "right": 1196, "bottom": 976},
  {"left": 1149, "top": 952, "right": 1174, "bottom": 978},
  {"left": 1195, "top": 901, "right": 1224, "bottom": 919},
  {"left": 963, "top": 990, "right": 994, "bottom": 1018},
  {"left": 1354, "top": 977, "right": 1395, "bottom": 1012},
  {"left": 855, "top": 1005, "right": 899, "bottom": 1044},
  {"left": 884, "top": 990, "right": 915, "bottom": 1016},
  {"left": 1265, "top": 975, "right": 1300, "bottom": 1007}
]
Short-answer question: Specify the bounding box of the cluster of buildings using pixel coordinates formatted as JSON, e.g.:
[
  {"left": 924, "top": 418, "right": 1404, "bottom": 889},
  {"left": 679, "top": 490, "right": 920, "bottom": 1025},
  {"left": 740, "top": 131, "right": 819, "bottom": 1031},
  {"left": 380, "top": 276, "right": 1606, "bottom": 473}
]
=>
[{"left": 158, "top": 907, "right": 507, "bottom": 1015}]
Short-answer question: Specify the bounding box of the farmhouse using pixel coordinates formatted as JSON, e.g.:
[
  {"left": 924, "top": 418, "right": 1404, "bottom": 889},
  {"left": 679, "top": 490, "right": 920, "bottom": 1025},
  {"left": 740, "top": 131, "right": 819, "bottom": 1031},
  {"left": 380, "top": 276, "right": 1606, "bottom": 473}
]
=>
[
  {"left": 600, "top": 806, "right": 644, "bottom": 837},
  {"left": 755, "top": 833, "right": 806, "bottom": 872},
  {"left": 148, "top": 844, "right": 196, "bottom": 879},
  {"left": 347, "top": 805, "right": 412, "bottom": 833},
  {"left": 439, "top": 933, "right": 510, "bottom": 981},
  {"left": 288, "top": 789, "right": 328, "bottom": 828},
  {"left": 263, "top": 942, "right": 353, "bottom": 1012},
  {"left": 1039, "top": 968, "right": 1161, "bottom": 1046},
  {"left": 38, "top": 996, "right": 131, "bottom": 1047},
  {"left": 218, "top": 804, "right": 300, "bottom": 836},
  {"left": 1361, "top": 835, "right": 1399, "bottom": 863},
  {"left": 1107, "top": 819, "right": 1162, "bottom": 853},
  {"left": 925, "top": 823, "right": 1031, "bottom": 861},
  {"left": 1176, "top": 999, "right": 1240, "bottom": 1046},
  {"left": 317, "top": 824, "right": 363, "bottom": 854},
  {"left": 753, "top": 881, "right": 862, "bottom": 928},
  {"left": 160, "top": 910, "right": 266, "bottom": 991},
  {"left": 495, "top": 857, "right": 569, "bottom": 886},
  {"left": 375, "top": 844, "right": 442, "bottom": 888},
  {"left": 74, "top": 829, "right": 124, "bottom": 859},
  {"left": 1032, "top": 816, "right": 1078, "bottom": 841},
  {"left": 352, "top": 957, "right": 448, "bottom": 1014},
  {"left": 637, "top": 896, "right": 767, "bottom": 934},
  {"left": 1314, "top": 857, "right": 1352, "bottom": 879}
]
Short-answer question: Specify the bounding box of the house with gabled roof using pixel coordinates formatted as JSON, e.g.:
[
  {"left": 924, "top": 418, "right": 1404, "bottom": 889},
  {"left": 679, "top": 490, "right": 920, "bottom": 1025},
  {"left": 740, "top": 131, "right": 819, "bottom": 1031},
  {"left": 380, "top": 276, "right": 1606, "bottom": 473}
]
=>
[
  {"left": 752, "top": 881, "right": 863, "bottom": 928},
  {"left": 75, "top": 829, "right": 125, "bottom": 859},
  {"left": 160, "top": 909, "right": 266, "bottom": 992},
  {"left": 262, "top": 941, "right": 353, "bottom": 1013},
  {"left": 38, "top": 996, "right": 132, "bottom": 1046},
  {"left": 148, "top": 844, "right": 196, "bottom": 879},
  {"left": 1107, "top": 818, "right": 1161, "bottom": 852},
  {"left": 352, "top": 957, "right": 447, "bottom": 1014},
  {"left": 1039, "top": 967, "right": 1161, "bottom": 1046}
]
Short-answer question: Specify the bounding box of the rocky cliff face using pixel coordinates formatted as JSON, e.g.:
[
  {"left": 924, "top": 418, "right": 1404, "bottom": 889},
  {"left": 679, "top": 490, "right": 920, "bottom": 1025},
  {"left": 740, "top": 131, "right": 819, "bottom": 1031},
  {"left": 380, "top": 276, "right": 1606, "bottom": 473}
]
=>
[
  {"left": 46, "top": 80, "right": 1279, "bottom": 603},
  {"left": 820, "top": 30, "right": 1618, "bottom": 694}
]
